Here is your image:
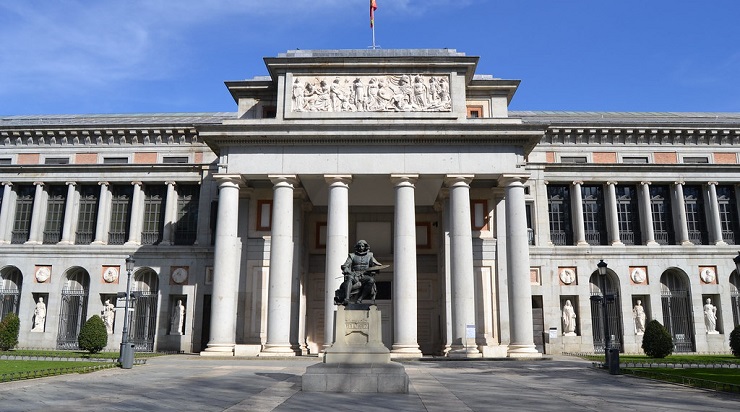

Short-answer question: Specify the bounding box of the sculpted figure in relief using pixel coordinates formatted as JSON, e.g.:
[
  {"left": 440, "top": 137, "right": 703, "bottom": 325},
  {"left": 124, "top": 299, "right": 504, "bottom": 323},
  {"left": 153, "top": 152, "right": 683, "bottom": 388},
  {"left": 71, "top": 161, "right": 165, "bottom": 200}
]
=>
[
  {"left": 32, "top": 297, "right": 46, "bottom": 332},
  {"left": 633, "top": 300, "right": 646, "bottom": 335},
  {"left": 292, "top": 74, "right": 452, "bottom": 113},
  {"left": 704, "top": 298, "right": 718, "bottom": 333}
]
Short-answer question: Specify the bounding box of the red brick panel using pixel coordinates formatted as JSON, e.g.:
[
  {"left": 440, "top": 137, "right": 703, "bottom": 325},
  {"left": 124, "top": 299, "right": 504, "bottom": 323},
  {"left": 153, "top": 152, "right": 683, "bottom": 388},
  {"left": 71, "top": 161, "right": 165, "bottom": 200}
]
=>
[
  {"left": 134, "top": 152, "right": 157, "bottom": 164},
  {"left": 593, "top": 152, "right": 617, "bottom": 163},
  {"left": 654, "top": 152, "right": 677, "bottom": 164},
  {"left": 17, "top": 153, "right": 40, "bottom": 164},
  {"left": 714, "top": 153, "right": 737, "bottom": 164},
  {"left": 75, "top": 153, "right": 98, "bottom": 164}
]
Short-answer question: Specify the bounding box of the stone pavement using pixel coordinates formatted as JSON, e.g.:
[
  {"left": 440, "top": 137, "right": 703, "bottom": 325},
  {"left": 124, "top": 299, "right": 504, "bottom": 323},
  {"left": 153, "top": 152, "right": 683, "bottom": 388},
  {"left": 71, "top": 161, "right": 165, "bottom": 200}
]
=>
[{"left": 0, "top": 355, "right": 737, "bottom": 411}]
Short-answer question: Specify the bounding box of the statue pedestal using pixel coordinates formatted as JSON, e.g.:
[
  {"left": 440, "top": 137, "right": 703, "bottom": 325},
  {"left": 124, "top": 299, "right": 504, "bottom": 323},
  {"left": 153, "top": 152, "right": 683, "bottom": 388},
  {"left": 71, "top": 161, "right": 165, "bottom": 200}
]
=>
[{"left": 302, "top": 305, "right": 409, "bottom": 393}]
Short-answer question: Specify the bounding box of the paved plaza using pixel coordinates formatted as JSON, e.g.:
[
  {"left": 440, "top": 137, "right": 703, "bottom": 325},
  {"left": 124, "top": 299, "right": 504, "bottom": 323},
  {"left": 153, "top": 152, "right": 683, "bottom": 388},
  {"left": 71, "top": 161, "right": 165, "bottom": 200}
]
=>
[{"left": 0, "top": 355, "right": 737, "bottom": 411}]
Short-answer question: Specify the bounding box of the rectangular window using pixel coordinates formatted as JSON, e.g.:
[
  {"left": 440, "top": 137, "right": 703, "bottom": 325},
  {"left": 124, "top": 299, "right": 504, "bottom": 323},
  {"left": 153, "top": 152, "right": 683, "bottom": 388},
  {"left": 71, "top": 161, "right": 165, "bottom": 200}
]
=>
[
  {"left": 0, "top": 158, "right": 11, "bottom": 165},
  {"left": 582, "top": 185, "right": 608, "bottom": 245},
  {"left": 75, "top": 185, "right": 99, "bottom": 245},
  {"left": 526, "top": 203, "right": 535, "bottom": 245},
  {"left": 174, "top": 184, "right": 199, "bottom": 245},
  {"left": 560, "top": 156, "right": 587, "bottom": 164},
  {"left": 108, "top": 185, "right": 133, "bottom": 245},
  {"left": 683, "top": 157, "right": 709, "bottom": 164},
  {"left": 683, "top": 185, "right": 708, "bottom": 245},
  {"left": 11, "top": 185, "right": 35, "bottom": 244},
  {"left": 622, "top": 157, "right": 649, "bottom": 164},
  {"left": 470, "top": 199, "right": 489, "bottom": 230},
  {"left": 717, "top": 185, "right": 740, "bottom": 245},
  {"left": 43, "top": 185, "right": 67, "bottom": 244},
  {"left": 650, "top": 185, "right": 675, "bottom": 245},
  {"left": 547, "top": 185, "right": 573, "bottom": 245},
  {"left": 162, "top": 156, "right": 189, "bottom": 164},
  {"left": 103, "top": 157, "right": 128, "bottom": 164},
  {"left": 466, "top": 105, "right": 483, "bottom": 118},
  {"left": 209, "top": 200, "right": 218, "bottom": 246},
  {"left": 615, "top": 185, "right": 641, "bottom": 245},
  {"left": 256, "top": 200, "right": 273, "bottom": 231},
  {"left": 44, "top": 157, "right": 70, "bottom": 165},
  {"left": 142, "top": 185, "right": 166, "bottom": 245}
]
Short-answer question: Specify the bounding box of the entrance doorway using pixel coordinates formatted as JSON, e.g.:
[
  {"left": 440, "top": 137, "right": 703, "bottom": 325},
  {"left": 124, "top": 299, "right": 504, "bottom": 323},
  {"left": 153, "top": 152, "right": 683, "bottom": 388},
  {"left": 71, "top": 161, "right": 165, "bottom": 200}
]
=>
[
  {"left": 660, "top": 270, "right": 695, "bottom": 352},
  {"left": 589, "top": 271, "right": 623, "bottom": 353}
]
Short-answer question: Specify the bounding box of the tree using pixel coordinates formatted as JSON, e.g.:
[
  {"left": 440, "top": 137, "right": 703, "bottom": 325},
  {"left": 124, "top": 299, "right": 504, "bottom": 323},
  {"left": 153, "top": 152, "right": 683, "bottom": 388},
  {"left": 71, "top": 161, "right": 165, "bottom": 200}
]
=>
[
  {"left": 730, "top": 325, "right": 740, "bottom": 357},
  {"left": 0, "top": 313, "right": 20, "bottom": 351},
  {"left": 641, "top": 319, "right": 673, "bottom": 358},
  {"left": 78, "top": 315, "right": 108, "bottom": 354}
]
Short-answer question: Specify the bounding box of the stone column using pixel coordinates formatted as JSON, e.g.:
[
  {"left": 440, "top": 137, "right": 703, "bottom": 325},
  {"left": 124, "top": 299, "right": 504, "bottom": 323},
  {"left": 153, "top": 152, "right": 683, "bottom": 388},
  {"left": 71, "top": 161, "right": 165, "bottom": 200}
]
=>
[
  {"left": 25, "top": 182, "right": 45, "bottom": 244},
  {"left": 59, "top": 182, "right": 77, "bottom": 244},
  {"left": 391, "top": 174, "right": 422, "bottom": 357},
  {"left": 126, "top": 182, "right": 143, "bottom": 245},
  {"left": 0, "top": 182, "right": 13, "bottom": 244},
  {"left": 92, "top": 182, "right": 109, "bottom": 244},
  {"left": 502, "top": 175, "right": 540, "bottom": 357},
  {"left": 437, "top": 194, "right": 453, "bottom": 355},
  {"left": 445, "top": 175, "right": 480, "bottom": 357},
  {"left": 640, "top": 182, "right": 657, "bottom": 245},
  {"left": 161, "top": 181, "right": 177, "bottom": 245},
  {"left": 262, "top": 175, "right": 298, "bottom": 356},
  {"left": 605, "top": 182, "right": 623, "bottom": 246},
  {"left": 571, "top": 181, "right": 587, "bottom": 245},
  {"left": 323, "top": 175, "right": 352, "bottom": 350},
  {"left": 203, "top": 175, "right": 242, "bottom": 355},
  {"left": 673, "top": 182, "right": 691, "bottom": 245},
  {"left": 707, "top": 182, "right": 726, "bottom": 245}
]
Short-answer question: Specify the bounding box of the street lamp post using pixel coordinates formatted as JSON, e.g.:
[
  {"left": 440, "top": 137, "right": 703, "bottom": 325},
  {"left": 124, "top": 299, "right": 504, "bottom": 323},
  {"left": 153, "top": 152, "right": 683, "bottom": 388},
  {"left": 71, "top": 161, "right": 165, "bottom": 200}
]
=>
[{"left": 119, "top": 255, "right": 135, "bottom": 369}]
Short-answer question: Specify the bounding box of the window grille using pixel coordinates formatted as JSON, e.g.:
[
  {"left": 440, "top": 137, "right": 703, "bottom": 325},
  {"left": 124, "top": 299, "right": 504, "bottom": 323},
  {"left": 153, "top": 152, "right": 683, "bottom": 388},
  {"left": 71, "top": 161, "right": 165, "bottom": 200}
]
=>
[
  {"left": 108, "top": 185, "right": 133, "bottom": 245},
  {"left": 11, "top": 185, "right": 35, "bottom": 244},
  {"left": 650, "top": 185, "right": 675, "bottom": 245},
  {"left": 142, "top": 185, "right": 166, "bottom": 245},
  {"left": 616, "top": 185, "right": 641, "bottom": 245},
  {"left": 683, "top": 185, "right": 708, "bottom": 245},
  {"left": 43, "top": 185, "right": 67, "bottom": 244},
  {"left": 582, "top": 185, "right": 607, "bottom": 245},
  {"left": 75, "top": 185, "right": 98, "bottom": 245},
  {"left": 174, "top": 184, "right": 199, "bottom": 245},
  {"left": 547, "top": 185, "right": 572, "bottom": 245}
]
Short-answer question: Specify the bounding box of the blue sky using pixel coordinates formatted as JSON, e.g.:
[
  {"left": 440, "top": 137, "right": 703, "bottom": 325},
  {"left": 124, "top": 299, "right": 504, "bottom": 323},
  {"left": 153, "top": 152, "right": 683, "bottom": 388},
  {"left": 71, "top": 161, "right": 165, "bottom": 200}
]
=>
[{"left": 1, "top": 0, "right": 739, "bottom": 115}]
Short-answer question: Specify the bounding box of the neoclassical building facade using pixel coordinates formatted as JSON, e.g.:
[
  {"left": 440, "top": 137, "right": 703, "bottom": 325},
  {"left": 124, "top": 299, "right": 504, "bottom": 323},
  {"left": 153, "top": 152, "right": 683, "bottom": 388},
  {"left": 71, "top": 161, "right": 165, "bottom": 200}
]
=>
[{"left": 1, "top": 49, "right": 738, "bottom": 357}]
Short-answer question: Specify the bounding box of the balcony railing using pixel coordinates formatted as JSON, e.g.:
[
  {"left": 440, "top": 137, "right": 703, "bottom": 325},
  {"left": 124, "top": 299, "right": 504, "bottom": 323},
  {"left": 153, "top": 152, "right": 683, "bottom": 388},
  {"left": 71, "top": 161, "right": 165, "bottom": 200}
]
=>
[
  {"left": 550, "top": 230, "right": 568, "bottom": 245},
  {"left": 43, "top": 231, "right": 61, "bottom": 244},
  {"left": 527, "top": 228, "right": 535, "bottom": 245},
  {"left": 10, "top": 231, "right": 28, "bottom": 244},
  {"left": 722, "top": 230, "right": 736, "bottom": 245},
  {"left": 75, "top": 232, "right": 93, "bottom": 245},
  {"left": 688, "top": 231, "right": 704, "bottom": 245},
  {"left": 654, "top": 231, "right": 670, "bottom": 245},
  {"left": 141, "top": 231, "right": 161, "bottom": 245},
  {"left": 108, "top": 232, "right": 127, "bottom": 245}
]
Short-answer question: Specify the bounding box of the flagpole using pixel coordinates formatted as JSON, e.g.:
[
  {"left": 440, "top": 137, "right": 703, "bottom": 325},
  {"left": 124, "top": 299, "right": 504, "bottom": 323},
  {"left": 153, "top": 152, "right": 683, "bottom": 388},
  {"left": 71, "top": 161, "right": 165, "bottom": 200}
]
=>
[{"left": 372, "top": 24, "right": 376, "bottom": 49}]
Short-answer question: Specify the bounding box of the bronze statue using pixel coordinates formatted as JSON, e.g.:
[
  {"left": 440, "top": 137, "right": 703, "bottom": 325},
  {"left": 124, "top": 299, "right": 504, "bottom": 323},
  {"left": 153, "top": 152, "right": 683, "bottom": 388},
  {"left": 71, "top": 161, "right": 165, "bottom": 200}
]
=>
[{"left": 334, "top": 240, "right": 387, "bottom": 305}]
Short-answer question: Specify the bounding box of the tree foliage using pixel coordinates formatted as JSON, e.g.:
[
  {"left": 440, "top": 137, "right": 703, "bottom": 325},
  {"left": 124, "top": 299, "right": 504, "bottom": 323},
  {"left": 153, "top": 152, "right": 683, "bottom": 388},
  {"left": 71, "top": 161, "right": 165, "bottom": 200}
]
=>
[
  {"left": 642, "top": 319, "right": 673, "bottom": 358},
  {"left": 0, "top": 313, "right": 20, "bottom": 351},
  {"left": 730, "top": 325, "right": 740, "bottom": 357},
  {"left": 78, "top": 315, "right": 108, "bottom": 354}
]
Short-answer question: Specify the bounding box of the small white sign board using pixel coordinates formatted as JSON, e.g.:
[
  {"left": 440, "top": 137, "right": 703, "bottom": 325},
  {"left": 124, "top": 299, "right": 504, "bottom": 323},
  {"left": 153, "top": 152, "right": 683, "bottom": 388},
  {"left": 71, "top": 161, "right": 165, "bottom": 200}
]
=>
[{"left": 466, "top": 324, "right": 476, "bottom": 339}]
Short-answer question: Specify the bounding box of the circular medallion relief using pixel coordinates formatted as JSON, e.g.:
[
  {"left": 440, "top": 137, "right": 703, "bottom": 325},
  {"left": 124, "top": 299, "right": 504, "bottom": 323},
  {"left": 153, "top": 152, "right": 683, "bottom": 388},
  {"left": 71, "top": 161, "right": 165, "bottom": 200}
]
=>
[
  {"left": 559, "top": 268, "right": 575, "bottom": 285},
  {"left": 35, "top": 267, "right": 50, "bottom": 283},
  {"left": 171, "top": 268, "right": 188, "bottom": 284},
  {"left": 630, "top": 268, "right": 646, "bottom": 284},
  {"left": 103, "top": 267, "right": 119, "bottom": 283},
  {"left": 700, "top": 268, "right": 716, "bottom": 284}
]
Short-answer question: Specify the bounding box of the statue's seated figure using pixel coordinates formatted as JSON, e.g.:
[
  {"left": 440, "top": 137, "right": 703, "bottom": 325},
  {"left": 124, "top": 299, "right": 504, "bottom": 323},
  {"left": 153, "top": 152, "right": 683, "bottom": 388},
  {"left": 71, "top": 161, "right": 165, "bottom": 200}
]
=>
[{"left": 334, "top": 240, "right": 383, "bottom": 305}]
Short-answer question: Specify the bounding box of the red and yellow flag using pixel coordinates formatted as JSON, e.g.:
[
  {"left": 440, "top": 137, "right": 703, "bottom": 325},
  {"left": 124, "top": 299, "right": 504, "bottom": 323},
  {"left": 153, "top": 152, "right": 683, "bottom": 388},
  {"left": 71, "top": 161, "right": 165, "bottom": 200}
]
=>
[{"left": 370, "top": 0, "right": 378, "bottom": 28}]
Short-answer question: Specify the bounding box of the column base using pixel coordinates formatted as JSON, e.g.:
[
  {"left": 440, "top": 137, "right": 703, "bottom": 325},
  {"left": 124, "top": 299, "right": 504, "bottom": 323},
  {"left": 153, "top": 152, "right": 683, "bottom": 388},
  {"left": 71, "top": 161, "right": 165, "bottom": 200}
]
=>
[
  {"left": 390, "top": 344, "right": 422, "bottom": 359},
  {"left": 258, "top": 344, "right": 298, "bottom": 357},
  {"left": 681, "top": 240, "right": 694, "bottom": 246},
  {"left": 715, "top": 240, "right": 728, "bottom": 246},
  {"left": 507, "top": 344, "right": 541, "bottom": 358},
  {"left": 447, "top": 346, "right": 482, "bottom": 358},
  {"left": 200, "top": 344, "right": 235, "bottom": 357},
  {"left": 610, "top": 241, "right": 625, "bottom": 246}
]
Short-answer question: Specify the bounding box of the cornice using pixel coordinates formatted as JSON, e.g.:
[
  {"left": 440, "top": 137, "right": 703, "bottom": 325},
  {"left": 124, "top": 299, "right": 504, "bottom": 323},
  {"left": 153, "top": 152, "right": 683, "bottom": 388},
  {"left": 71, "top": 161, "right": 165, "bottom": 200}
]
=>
[
  {"left": 0, "top": 127, "right": 202, "bottom": 147},
  {"left": 541, "top": 127, "right": 740, "bottom": 146}
]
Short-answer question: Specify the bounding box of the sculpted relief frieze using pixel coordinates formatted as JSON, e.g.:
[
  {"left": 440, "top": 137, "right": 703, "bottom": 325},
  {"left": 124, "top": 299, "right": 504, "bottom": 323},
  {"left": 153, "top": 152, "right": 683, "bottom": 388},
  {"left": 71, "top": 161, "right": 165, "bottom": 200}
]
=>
[{"left": 291, "top": 74, "right": 451, "bottom": 113}]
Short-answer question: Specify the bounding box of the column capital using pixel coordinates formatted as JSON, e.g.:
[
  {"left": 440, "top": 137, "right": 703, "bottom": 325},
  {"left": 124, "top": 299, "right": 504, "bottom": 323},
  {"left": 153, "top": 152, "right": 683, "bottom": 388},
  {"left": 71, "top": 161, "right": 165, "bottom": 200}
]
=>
[
  {"left": 165, "top": 181, "right": 177, "bottom": 186},
  {"left": 268, "top": 174, "right": 299, "bottom": 187},
  {"left": 571, "top": 180, "right": 583, "bottom": 186},
  {"left": 65, "top": 181, "right": 76, "bottom": 187},
  {"left": 499, "top": 174, "right": 529, "bottom": 187},
  {"left": 640, "top": 181, "right": 651, "bottom": 186},
  {"left": 98, "top": 181, "right": 109, "bottom": 187},
  {"left": 674, "top": 181, "right": 685, "bottom": 186},
  {"left": 131, "top": 181, "right": 143, "bottom": 187},
  {"left": 606, "top": 181, "right": 618, "bottom": 186},
  {"left": 444, "top": 174, "right": 473, "bottom": 188},
  {"left": 1, "top": 182, "right": 11, "bottom": 187},
  {"left": 33, "top": 181, "right": 45, "bottom": 187},
  {"left": 324, "top": 174, "right": 352, "bottom": 185},
  {"left": 390, "top": 174, "right": 418, "bottom": 186},
  {"left": 214, "top": 174, "right": 244, "bottom": 188},
  {"left": 707, "top": 181, "right": 718, "bottom": 186}
]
